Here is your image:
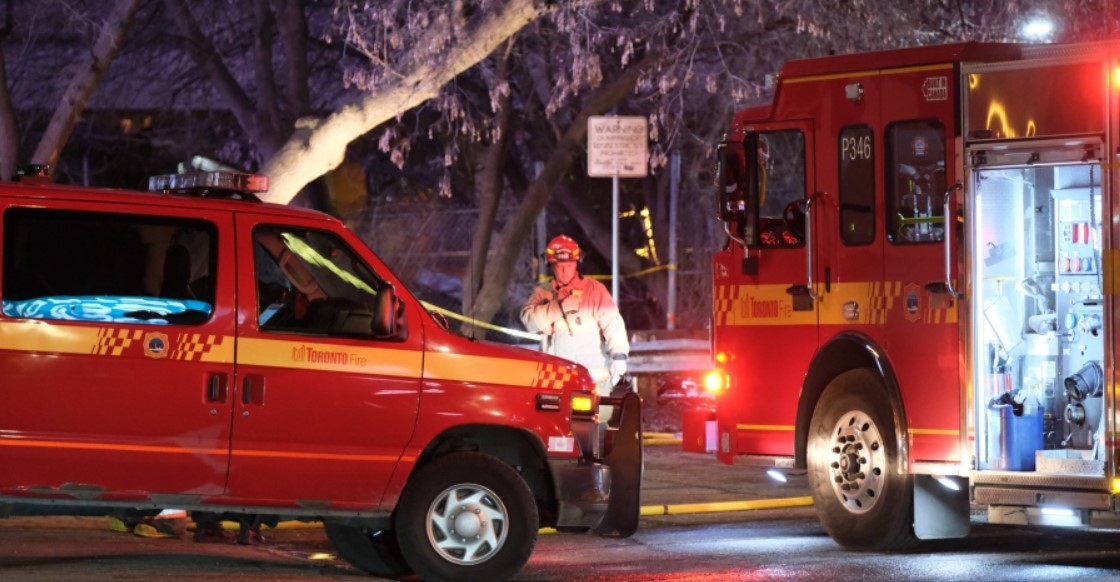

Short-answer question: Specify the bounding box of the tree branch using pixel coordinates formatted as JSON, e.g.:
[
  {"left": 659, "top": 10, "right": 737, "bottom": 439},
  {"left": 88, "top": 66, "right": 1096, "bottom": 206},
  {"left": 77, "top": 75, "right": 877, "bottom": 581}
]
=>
[
  {"left": 163, "top": 0, "right": 279, "bottom": 156},
  {"left": 260, "top": 0, "right": 548, "bottom": 204},
  {"left": 31, "top": 0, "right": 141, "bottom": 168},
  {"left": 468, "top": 52, "right": 656, "bottom": 330}
]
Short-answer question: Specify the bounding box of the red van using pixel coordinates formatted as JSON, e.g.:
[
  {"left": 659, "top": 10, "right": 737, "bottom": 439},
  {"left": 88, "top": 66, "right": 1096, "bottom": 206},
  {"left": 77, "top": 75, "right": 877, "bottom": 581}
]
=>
[{"left": 0, "top": 171, "right": 641, "bottom": 582}]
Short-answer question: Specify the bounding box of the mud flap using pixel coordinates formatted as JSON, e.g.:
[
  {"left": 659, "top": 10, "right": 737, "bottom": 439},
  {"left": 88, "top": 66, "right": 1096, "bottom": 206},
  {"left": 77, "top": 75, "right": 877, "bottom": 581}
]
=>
[
  {"left": 595, "top": 391, "right": 643, "bottom": 538},
  {"left": 913, "top": 474, "right": 970, "bottom": 539}
]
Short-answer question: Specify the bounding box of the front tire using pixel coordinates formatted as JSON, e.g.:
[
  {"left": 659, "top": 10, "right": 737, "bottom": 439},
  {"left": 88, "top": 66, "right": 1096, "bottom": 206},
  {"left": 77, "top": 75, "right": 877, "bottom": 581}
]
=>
[
  {"left": 395, "top": 452, "right": 538, "bottom": 582},
  {"left": 807, "top": 368, "right": 916, "bottom": 550}
]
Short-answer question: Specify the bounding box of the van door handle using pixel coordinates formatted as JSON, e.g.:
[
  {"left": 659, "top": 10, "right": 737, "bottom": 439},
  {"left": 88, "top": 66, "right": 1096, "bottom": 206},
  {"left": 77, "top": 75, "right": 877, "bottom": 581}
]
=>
[
  {"left": 206, "top": 373, "right": 227, "bottom": 403},
  {"left": 242, "top": 375, "right": 266, "bottom": 406}
]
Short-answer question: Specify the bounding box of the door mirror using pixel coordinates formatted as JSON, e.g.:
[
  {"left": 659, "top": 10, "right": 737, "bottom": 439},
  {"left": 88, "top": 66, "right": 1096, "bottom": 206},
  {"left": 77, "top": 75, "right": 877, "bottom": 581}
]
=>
[
  {"left": 372, "top": 284, "right": 405, "bottom": 339},
  {"left": 716, "top": 136, "right": 760, "bottom": 247},
  {"left": 716, "top": 140, "right": 747, "bottom": 223}
]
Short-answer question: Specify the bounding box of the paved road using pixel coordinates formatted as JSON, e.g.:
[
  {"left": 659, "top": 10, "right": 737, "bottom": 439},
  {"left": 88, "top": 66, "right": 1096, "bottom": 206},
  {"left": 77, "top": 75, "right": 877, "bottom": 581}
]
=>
[{"left": 2, "top": 447, "right": 1119, "bottom": 580}]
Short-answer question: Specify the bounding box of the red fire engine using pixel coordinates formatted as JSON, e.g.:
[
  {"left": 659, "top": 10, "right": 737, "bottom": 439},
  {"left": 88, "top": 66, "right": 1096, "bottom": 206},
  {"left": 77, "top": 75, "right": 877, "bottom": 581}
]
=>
[{"left": 711, "top": 40, "right": 1120, "bottom": 549}]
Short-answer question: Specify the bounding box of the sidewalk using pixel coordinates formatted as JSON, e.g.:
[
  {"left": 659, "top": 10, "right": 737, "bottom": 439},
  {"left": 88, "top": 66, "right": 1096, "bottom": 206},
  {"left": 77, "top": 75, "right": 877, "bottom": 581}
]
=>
[{"left": 640, "top": 443, "right": 811, "bottom": 514}]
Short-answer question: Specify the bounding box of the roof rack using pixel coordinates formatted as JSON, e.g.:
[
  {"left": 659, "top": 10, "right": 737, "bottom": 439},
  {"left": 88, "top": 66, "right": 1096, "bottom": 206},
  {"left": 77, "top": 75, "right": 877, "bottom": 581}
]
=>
[{"left": 148, "top": 171, "right": 268, "bottom": 201}]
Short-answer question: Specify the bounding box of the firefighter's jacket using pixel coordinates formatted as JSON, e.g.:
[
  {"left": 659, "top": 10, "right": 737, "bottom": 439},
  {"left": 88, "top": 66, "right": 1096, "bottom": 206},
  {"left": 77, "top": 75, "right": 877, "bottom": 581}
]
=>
[{"left": 521, "top": 274, "right": 630, "bottom": 385}]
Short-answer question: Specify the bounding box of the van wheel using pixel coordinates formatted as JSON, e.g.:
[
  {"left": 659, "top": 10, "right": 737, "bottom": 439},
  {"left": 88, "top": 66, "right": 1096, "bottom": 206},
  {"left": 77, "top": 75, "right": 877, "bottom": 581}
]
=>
[
  {"left": 323, "top": 523, "right": 411, "bottom": 578},
  {"left": 807, "top": 368, "right": 916, "bottom": 550},
  {"left": 395, "top": 452, "right": 537, "bottom": 582}
]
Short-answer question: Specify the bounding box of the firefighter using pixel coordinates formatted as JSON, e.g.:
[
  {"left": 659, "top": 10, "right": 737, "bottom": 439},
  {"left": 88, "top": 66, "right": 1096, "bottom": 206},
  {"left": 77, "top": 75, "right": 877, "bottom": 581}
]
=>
[{"left": 521, "top": 235, "right": 630, "bottom": 402}]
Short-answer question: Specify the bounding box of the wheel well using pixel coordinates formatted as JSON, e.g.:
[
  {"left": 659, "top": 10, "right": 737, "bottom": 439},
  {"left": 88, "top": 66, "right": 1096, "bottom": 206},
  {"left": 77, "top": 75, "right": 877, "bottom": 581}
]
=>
[
  {"left": 412, "top": 425, "right": 555, "bottom": 513},
  {"left": 794, "top": 332, "right": 907, "bottom": 469}
]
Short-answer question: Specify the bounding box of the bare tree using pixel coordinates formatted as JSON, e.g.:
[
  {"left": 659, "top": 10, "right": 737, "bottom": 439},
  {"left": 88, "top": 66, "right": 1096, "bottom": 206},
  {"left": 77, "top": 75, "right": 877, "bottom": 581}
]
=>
[{"left": 0, "top": 0, "right": 141, "bottom": 181}]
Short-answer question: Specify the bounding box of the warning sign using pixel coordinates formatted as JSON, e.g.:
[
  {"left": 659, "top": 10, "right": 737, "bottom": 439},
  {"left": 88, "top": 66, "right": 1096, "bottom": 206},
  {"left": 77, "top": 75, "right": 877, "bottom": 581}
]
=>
[{"left": 587, "top": 116, "right": 648, "bottom": 178}]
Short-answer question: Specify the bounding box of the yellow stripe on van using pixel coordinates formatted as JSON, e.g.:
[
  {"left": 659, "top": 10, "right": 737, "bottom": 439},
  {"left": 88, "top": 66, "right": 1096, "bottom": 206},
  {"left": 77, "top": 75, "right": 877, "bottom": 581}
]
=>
[
  {"left": 0, "top": 320, "right": 235, "bottom": 362},
  {"left": 0, "top": 320, "right": 113, "bottom": 354},
  {"left": 424, "top": 352, "right": 576, "bottom": 390},
  {"left": 236, "top": 337, "right": 423, "bottom": 377}
]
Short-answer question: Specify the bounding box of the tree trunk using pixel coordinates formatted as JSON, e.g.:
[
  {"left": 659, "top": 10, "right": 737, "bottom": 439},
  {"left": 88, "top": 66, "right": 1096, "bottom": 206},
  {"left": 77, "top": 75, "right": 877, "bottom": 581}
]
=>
[
  {"left": 467, "top": 59, "right": 650, "bottom": 334},
  {"left": 0, "top": 50, "right": 19, "bottom": 182},
  {"left": 461, "top": 41, "right": 514, "bottom": 337},
  {"left": 260, "top": 0, "right": 546, "bottom": 205},
  {"left": 31, "top": 0, "right": 142, "bottom": 169}
]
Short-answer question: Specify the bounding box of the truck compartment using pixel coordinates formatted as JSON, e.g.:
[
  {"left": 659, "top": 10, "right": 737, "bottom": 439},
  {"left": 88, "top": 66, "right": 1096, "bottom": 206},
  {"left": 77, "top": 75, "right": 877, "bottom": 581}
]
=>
[{"left": 971, "top": 160, "right": 1106, "bottom": 478}]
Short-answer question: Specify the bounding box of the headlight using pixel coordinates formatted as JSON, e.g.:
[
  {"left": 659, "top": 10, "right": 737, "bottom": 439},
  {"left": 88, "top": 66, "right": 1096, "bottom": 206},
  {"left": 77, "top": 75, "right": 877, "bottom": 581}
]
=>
[{"left": 570, "top": 392, "right": 596, "bottom": 417}]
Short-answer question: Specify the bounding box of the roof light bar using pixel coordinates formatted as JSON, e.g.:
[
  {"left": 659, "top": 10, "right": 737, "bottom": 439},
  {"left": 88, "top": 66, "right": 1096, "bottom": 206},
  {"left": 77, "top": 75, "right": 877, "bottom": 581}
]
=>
[{"left": 148, "top": 171, "right": 268, "bottom": 195}]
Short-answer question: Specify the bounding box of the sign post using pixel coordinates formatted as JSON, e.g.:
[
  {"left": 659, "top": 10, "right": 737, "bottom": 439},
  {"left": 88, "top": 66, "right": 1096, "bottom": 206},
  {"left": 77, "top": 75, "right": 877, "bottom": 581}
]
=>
[{"left": 587, "top": 115, "right": 648, "bottom": 301}]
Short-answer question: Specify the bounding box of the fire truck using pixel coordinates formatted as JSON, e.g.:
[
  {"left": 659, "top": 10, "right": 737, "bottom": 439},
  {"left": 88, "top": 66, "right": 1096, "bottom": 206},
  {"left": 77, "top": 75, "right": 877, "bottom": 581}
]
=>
[{"left": 710, "top": 40, "right": 1120, "bottom": 549}]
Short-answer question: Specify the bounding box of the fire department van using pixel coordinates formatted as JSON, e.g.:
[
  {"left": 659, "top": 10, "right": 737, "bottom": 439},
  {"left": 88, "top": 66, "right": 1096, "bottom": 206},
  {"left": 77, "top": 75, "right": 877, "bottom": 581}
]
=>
[
  {"left": 711, "top": 41, "right": 1120, "bottom": 549},
  {"left": 0, "top": 170, "right": 641, "bottom": 581}
]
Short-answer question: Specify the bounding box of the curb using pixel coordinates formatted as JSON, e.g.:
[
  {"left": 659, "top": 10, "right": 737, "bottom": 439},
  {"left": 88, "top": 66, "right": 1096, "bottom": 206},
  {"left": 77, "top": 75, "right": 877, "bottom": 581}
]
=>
[
  {"left": 643, "top": 437, "right": 683, "bottom": 446},
  {"left": 639, "top": 495, "right": 814, "bottom": 516},
  {"left": 253, "top": 495, "right": 815, "bottom": 534}
]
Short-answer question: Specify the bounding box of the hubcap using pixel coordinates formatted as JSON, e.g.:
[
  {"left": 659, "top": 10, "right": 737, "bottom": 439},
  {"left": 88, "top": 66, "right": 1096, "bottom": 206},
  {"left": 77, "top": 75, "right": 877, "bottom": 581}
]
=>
[
  {"left": 425, "top": 483, "right": 508, "bottom": 565},
  {"left": 825, "top": 409, "right": 887, "bottom": 514}
]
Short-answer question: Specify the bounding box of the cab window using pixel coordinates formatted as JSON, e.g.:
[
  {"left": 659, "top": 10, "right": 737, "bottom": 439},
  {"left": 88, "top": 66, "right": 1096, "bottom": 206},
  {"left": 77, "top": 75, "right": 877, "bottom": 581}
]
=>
[
  {"left": 253, "top": 225, "right": 393, "bottom": 339},
  {"left": 886, "top": 119, "right": 947, "bottom": 243},
  {"left": 1, "top": 208, "right": 216, "bottom": 325},
  {"left": 755, "top": 130, "right": 806, "bottom": 247},
  {"left": 839, "top": 125, "right": 875, "bottom": 245}
]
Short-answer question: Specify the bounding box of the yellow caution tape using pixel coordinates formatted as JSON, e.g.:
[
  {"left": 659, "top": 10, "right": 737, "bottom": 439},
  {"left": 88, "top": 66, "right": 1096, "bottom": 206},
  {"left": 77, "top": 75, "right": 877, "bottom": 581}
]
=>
[{"left": 420, "top": 300, "right": 543, "bottom": 342}]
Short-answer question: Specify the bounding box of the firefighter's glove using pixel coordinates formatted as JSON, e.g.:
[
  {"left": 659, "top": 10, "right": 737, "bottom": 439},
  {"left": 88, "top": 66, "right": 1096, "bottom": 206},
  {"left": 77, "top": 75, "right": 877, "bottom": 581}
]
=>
[{"left": 609, "top": 357, "right": 627, "bottom": 377}]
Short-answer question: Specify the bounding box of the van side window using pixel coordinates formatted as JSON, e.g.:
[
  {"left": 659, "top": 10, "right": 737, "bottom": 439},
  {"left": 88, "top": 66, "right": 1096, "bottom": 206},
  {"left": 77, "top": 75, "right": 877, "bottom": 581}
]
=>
[
  {"left": 254, "top": 225, "right": 390, "bottom": 338},
  {"left": 754, "top": 130, "right": 807, "bottom": 247},
  {"left": 886, "top": 119, "right": 947, "bottom": 243},
  {"left": 1, "top": 208, "right": 216, "bottom": 325}
]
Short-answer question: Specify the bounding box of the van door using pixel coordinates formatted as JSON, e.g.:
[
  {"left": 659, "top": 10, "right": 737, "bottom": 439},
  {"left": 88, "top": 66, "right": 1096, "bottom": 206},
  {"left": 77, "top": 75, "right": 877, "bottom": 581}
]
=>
[
  {"left": 0, "top": 202, "right": 235, "bottom": 495},
  {"left": 228, "top": 214, "right": 422, "bottom": 506}
]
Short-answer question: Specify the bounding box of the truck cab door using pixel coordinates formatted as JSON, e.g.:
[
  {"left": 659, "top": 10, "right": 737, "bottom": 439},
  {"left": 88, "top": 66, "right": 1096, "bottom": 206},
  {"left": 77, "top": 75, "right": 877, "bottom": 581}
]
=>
[{"left": 713, "top": 120, "right": 819, "bottom": 460}]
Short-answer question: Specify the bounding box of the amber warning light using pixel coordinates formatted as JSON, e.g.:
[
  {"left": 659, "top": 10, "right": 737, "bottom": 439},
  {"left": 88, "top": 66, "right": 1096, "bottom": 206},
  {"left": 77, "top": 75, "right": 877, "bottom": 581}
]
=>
[{"left": 703, "top": 370, "right": 729, "bottom": 396}]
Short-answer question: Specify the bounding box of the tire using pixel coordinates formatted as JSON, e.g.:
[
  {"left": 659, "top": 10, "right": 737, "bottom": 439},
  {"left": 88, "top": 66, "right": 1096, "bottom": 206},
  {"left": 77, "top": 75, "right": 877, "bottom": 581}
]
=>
[
  {"left": 395, "top": 452, "right": 538, "bottom": 582},
  {"left": 323, "top": 523, "right": 411, "bottom": 578},
  {"left": 807, "top": 368, "right": 917, "bottom": 550}
]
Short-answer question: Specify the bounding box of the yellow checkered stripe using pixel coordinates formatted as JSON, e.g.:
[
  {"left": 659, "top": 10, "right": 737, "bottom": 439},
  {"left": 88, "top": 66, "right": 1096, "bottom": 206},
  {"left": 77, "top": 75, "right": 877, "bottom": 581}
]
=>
[
  {"left": 171, "top": 333, "right": 229, "bottom": 362},
  {"left": 0, "top": 321, "right": 236, "bottom": 363},
  {"left": 716, "top": 281, "right": 955, "bottom": 326},
  {"left": 531, "top": 361, "right": 577, "bottom": 391},
  {"left": 866, "top": 281, "right": 902, "bottom": 325},
  {"left": 93, "top": 328, "right": 143, "bottom": 356},
  {"left": 922, "top": 297, "right": 954, "bottom": 323}
]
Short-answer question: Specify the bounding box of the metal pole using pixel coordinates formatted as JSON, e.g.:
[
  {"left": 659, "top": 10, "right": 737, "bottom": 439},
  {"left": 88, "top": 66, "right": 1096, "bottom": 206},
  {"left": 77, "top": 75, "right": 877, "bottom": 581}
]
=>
[
  {"left": 668, "top": 150, "right": 679, "bottom": 329},
  {"left": 612, "top": 173, "right": 620, "bottom": 302},
  {"left": 534, "top": 161, "right": 547, "bottom": 284}
]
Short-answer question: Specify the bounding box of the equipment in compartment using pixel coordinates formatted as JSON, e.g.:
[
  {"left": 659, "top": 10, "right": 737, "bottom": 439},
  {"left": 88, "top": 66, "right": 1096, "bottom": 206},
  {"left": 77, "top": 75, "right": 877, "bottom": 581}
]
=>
[{"left": 972, "top": 162, "right": 1104, "bottom": 475}]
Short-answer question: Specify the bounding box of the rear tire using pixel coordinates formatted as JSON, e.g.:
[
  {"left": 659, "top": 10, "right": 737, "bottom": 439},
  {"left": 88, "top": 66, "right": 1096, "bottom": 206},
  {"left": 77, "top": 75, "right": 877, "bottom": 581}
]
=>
[
  {"left": 395, "top": 452, "right": 538, "bottom": 582},
  {"left": 807, "top": 368, "right": 916, "bottom": 550},
  {"left": 323, "top": 523, "right": 411, "bottom": 578}
]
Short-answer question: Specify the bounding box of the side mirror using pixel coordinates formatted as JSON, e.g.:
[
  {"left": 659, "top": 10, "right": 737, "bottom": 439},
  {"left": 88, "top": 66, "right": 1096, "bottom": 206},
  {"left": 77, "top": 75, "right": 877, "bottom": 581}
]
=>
[
  {"left": 716, "top": 141, "right": 747, "bottom": 223},
  {"left": 372, "top": 285, "right": 403, "bottom": 338},
  {"left": 716, "top": 136, "right": 760, "bottom": 248}
]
